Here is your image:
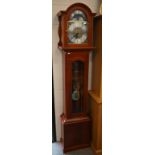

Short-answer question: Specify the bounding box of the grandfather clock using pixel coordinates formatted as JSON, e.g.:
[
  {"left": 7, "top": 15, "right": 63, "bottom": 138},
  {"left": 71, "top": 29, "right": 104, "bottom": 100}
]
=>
[{"left": 57, "top": 3, "right": 95, "bottom": 153}]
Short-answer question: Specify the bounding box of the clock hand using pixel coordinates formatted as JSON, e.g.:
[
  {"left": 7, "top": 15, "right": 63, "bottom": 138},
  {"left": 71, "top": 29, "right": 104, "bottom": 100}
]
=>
[{"left": 74, "top": 33, "right": 79, "bottom": 39}]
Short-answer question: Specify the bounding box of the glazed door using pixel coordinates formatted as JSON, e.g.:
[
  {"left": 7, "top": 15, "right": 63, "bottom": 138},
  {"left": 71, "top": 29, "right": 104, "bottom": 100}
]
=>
[{"left": 65, "top": 52, "right": 89, "bottom": 118}]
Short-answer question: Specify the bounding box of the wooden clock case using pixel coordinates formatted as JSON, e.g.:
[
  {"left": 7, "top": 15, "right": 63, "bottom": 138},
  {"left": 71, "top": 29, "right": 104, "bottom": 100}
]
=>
[{"left": 57, "top": 3, "right": 95, "bottom": 153}]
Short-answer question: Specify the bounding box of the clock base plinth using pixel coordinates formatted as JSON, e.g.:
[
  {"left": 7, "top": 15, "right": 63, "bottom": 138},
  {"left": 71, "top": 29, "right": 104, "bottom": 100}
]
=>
[{"left": 60, "top": 114, "right": 91, "bottom": 153}]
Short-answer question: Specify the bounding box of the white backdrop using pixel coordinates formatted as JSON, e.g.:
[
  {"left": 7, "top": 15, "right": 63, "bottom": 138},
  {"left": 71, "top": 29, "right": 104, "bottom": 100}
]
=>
[{"left": 1, "top": 0, "right": 155, "bottom": 155}]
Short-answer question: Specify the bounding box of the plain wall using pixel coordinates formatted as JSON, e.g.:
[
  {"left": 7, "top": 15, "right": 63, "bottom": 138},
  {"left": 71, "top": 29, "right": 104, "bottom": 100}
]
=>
[{"left": 52, "top": 0, "right": 100, "bottom": 141}]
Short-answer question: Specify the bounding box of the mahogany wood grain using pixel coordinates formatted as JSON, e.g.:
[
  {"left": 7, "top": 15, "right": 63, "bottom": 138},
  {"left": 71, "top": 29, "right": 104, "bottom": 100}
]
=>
[
  {"left": 63, "top": 51, "right": 89, "bottom": 119},
  {"left": 61, "top": 114, "right": 91, "bottom": 153},
  {"left": 57, "top": 3, "right": 95, "bottom": 153}
]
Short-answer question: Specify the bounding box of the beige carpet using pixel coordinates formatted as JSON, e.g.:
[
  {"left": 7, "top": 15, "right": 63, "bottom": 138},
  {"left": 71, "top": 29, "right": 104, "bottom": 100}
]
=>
[{"left": 52, "top": 143, "right": 94, "bottom": 155}]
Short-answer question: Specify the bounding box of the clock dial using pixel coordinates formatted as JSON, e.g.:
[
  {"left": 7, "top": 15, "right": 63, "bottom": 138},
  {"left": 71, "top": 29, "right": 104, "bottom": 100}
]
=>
[{"left": 68, "top": 10, "right": 88, "bottom": 44}]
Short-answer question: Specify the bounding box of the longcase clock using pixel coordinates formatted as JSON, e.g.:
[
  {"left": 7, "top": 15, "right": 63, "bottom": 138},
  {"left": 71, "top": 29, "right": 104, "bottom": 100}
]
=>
[{"left": 57, "top": 3, "right": 95, "bottom": 153}]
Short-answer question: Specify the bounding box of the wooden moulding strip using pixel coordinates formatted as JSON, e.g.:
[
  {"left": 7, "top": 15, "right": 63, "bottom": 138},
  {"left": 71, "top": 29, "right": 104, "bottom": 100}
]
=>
[
  {"left": 61, "top": 114, "right": 90, "bottom": 124},
  {"left": 88, "top": 91, "right": 102, "bottom": 104},
  {"left": 64, "top": 117, "right": 90, "bottom": 124},
  {"left": 58, "top": 46, "right": 96, "bottom": 51},
  {"left": 64, "top": 144, "right": 90, "bottom": 153}
]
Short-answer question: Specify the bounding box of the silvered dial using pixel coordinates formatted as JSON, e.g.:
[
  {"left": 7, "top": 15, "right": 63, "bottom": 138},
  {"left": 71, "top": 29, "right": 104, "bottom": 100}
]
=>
[{"left": 68, "top": 10, "right": 88, "bottom": 44}]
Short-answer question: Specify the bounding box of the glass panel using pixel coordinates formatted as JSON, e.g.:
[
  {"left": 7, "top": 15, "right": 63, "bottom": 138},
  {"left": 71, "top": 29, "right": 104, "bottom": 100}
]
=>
[
  {"left": 71, "top": 61, "right": 84, "bottom": 113},
  {"left": 67, "top": 10, "right": 88, "bottom": 44}
]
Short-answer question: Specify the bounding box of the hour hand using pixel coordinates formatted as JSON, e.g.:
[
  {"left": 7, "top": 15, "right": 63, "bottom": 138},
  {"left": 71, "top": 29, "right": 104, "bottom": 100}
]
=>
[{"left": 74, "top": 33, "right": 79, "bottom": 39}]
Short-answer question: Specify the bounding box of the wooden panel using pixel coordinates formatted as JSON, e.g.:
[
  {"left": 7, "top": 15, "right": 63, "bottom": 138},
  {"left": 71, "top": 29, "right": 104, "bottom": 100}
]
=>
[
  {"left": 61, "top": 114, "right": 91, "bottom": 153},
  {"left": 89, "top": 15, "right": 102, "bottom": 155},
  {"left": 92, "top": 15, "right": 102, "bottom": 98},
  {"left": 89, "top": 91, "right": 102, "bottom": 155}
]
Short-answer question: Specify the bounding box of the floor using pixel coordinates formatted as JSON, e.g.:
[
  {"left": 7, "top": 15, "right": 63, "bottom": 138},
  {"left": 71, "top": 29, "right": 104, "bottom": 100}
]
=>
[{"left": 52, "top": 143, "right": 94, "bottom": 155}]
